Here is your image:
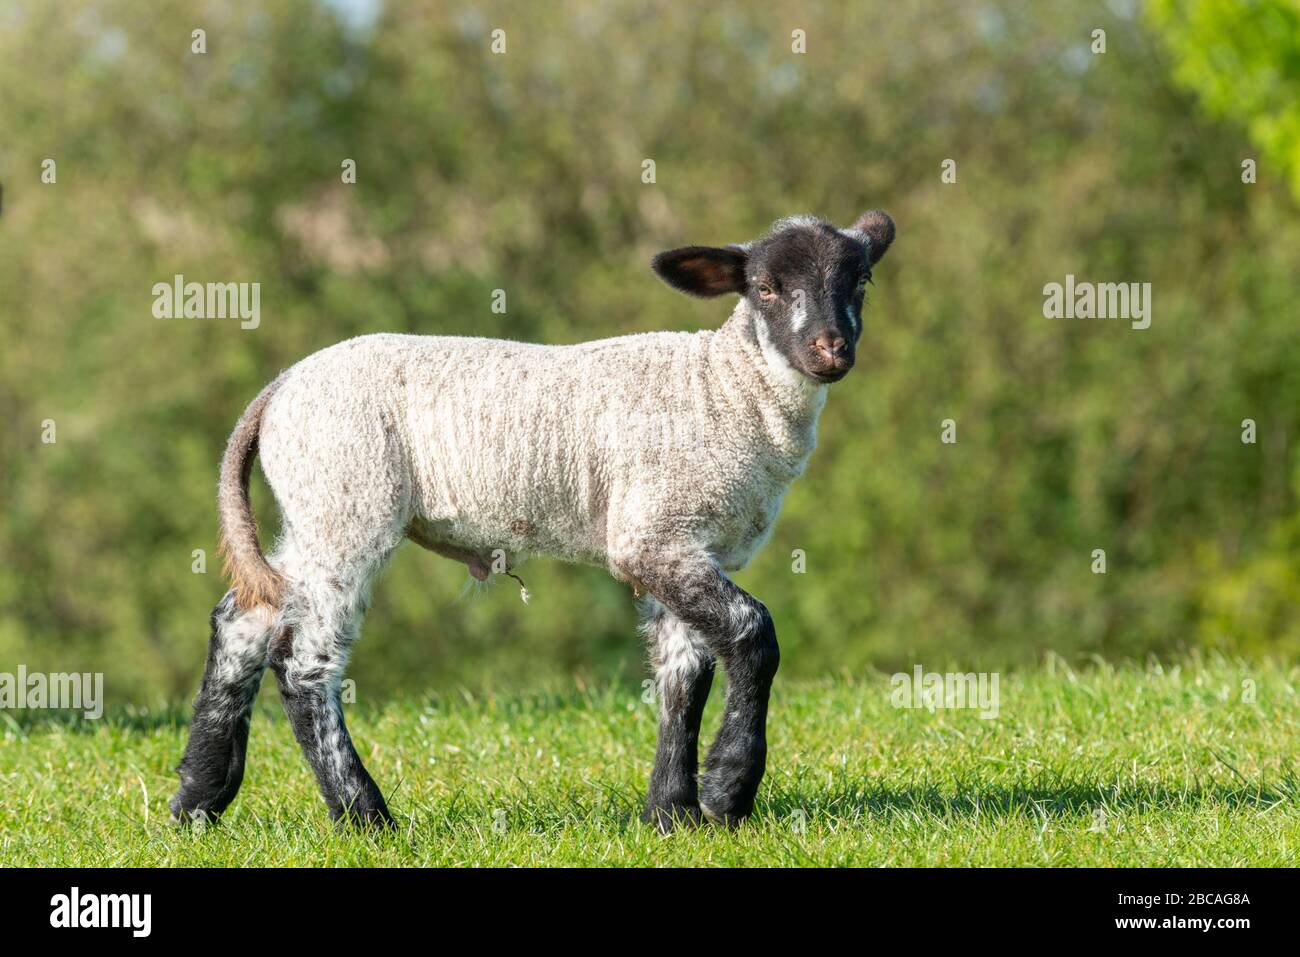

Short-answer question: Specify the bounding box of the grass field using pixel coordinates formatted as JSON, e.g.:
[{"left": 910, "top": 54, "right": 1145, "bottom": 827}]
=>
[{"left": 2, "top": 657, "right": 1297, "bottom": 866}]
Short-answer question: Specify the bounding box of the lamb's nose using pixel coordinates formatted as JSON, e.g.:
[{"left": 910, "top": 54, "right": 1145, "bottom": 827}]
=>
[{"left": 815, "top": 336, "right": 850, "bottom": 362}]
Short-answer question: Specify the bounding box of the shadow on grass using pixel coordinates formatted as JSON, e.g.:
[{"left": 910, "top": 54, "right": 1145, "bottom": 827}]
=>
[
  {"left": 1, "top": 702, "right": 274, "bottom": 735},
  {"left": 3, "top": 682, "right": 636, "bottom": 737},
  {"left": 762, "top": 774, "right": 1300, "bottom": 823}
]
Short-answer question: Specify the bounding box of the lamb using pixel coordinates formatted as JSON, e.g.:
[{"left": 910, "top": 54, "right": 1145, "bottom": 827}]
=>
[{"left": 170, "top": 209, "right": 896, "bottom": 832}]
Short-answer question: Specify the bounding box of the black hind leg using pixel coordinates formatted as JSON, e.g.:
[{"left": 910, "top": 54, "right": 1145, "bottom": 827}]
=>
[{"left": 171, "top": 591, "right": 275, "bottom": 823}]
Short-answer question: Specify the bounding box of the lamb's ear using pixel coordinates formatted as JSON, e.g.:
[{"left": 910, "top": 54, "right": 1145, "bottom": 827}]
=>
[
  {"left": 847, "top": 210, "right": 896, "bottom": 266},
  {"left": 651, "top": 245, "right": 748, "bottom": 298}
]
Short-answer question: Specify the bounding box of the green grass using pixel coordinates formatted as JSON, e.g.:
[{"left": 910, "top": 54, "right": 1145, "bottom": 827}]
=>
[{"left": 2, "top": 657, "right": 1298, "bottom": 866}]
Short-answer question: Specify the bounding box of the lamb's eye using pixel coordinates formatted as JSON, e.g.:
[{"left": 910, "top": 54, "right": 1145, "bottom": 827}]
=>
[
  {"left": 757, "top": 282, "right": 777, "bottom": 300},
  {"left": 855, "top": 276, "right": 869, "bottom": 294}
]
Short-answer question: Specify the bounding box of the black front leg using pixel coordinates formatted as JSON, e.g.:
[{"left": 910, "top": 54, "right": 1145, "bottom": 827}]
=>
[
  {"left": 696, "top": 598, "right": 778, "bottom": 825},
  {"left": 640, "top": 599, "right": 715, "bottom": 832},
  {"left": 628, "top": 553, "right": 780, "bottom": 826}
]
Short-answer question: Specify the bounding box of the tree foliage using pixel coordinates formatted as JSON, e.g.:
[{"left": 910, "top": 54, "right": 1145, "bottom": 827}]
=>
[
  {"left": 1149, "top": 0, "right": 1300, "bottom": 197},
  {"left": 1, "top": 0, "right": 1296, "bottom": 701}
]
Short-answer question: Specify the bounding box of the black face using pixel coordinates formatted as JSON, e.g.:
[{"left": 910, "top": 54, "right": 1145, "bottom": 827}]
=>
[
  {"left": 742, "top": 221, "right": 871, "bottom": 382},
  {"left": 651, "top": 210, "right": 895, "bottom": 384}
]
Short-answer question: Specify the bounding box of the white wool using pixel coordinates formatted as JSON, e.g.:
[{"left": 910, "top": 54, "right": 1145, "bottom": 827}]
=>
[{"left": 255, "top": 298, "right": 828, "bottom": 585}]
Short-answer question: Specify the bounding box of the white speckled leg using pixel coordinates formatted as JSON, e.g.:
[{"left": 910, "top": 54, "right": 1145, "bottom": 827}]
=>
[{"left": 267, "top": 541, "right": 396, "bottom": 828}]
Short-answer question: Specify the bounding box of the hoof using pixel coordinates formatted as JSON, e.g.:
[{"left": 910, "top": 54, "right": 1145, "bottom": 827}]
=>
[
  {"left": 334, "top": 799, "right": 397, "bottom": 832},
  {"left": 641, "top": 803, "right": 704, "bottom": 834},
  {"left": 698, "top": 769, "right": 759, "bottom": 826},
  {"left": 699, "top": 801, "right": 748, "bottom": 828},
  {"left": 168, "top": 793, "right": 223, "bottom": 827}
]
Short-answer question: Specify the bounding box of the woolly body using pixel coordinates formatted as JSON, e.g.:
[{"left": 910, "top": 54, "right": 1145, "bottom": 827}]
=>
[{"left": 257, "top": 298, "right": 826, "bottom": 586}]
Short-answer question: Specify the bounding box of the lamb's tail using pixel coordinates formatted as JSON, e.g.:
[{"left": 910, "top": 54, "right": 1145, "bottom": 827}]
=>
[{"left": 217, "top": 375, "right": 286, "bottom": 611}]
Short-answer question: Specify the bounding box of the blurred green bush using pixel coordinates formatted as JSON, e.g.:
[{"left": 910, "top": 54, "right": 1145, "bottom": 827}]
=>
[{"left": 0, "top": 0, "right": 1296, "bottom": 702}]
